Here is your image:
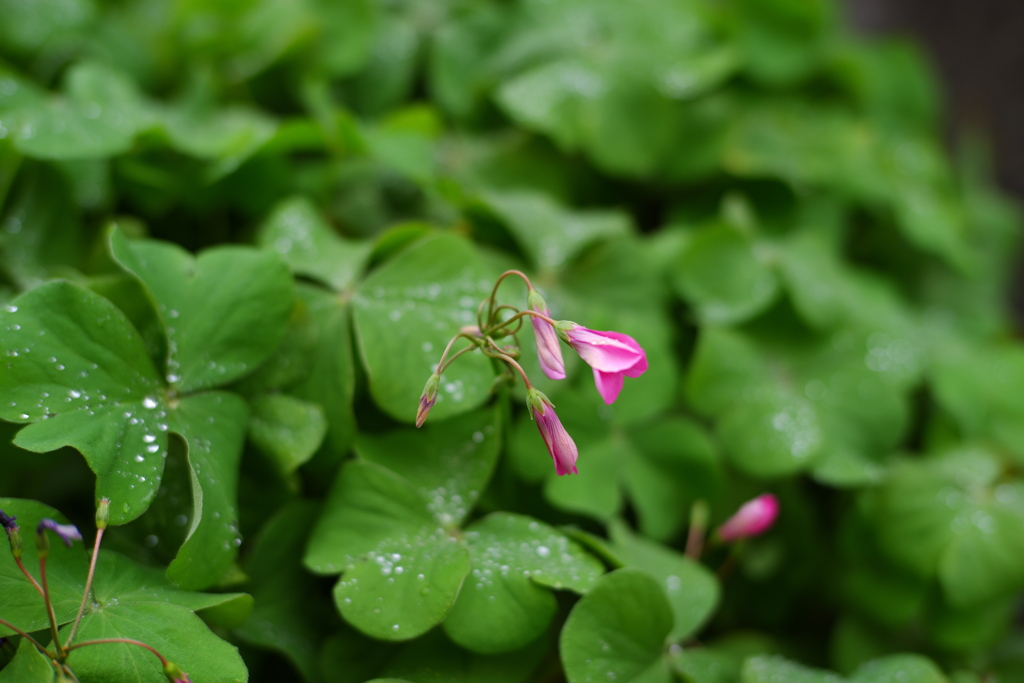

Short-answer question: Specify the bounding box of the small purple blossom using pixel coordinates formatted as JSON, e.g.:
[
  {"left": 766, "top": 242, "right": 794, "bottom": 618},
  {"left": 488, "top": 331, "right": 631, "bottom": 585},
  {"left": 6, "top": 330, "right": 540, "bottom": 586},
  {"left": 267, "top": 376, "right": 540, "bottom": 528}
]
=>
[
  {"left": 528, "top": 389, "right": 578, "bottom": 476},
  {"left": 563, "top": 324, "right": 647, "bottom": 404},
  {"left": 717, "top": 494, "right": 779, "bottom": 542},
  {"left": 36, "top": 519, "right": 83, "bottom": 547}
]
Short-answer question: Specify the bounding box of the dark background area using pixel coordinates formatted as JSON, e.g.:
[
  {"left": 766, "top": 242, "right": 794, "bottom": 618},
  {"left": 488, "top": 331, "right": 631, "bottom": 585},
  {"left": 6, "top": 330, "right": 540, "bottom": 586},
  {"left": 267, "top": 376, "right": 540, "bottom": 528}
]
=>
[{"left": 845, "top": 0, "right": 1024, "bottom": 314}]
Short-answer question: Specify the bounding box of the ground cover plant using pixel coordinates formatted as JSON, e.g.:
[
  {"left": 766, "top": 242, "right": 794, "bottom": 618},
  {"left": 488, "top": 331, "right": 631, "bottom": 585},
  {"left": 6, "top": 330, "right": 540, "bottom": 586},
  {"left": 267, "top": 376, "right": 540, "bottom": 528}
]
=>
[{"left": 1, "top": 0, "right": 1024, "bottom": 681}]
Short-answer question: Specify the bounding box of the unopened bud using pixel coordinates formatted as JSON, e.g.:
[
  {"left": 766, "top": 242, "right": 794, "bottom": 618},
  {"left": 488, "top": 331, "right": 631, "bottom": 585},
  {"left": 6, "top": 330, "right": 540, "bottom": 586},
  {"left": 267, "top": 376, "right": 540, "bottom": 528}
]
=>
[
  {"left": 96, "top": 498, "right": 110, "bottom": 530},
  {"left": 716, "top": 494, "right": 779, "bottom": 542},
  {"left": 1, "top": 510, "right": 22, "bottom": 559},
  {"left": 163, "top": 661, "right": 192, "bottom": 683},
  {"left": 416, "top": 374, "right": 440, "bottom": 428}
]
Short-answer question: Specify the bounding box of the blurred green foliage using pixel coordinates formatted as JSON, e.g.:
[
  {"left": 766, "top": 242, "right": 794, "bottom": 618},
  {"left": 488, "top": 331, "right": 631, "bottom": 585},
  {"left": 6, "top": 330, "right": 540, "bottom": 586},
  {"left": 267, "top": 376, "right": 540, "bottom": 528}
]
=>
[{"left": 1, "top": 0, "right": 1022, "bottom": 681}]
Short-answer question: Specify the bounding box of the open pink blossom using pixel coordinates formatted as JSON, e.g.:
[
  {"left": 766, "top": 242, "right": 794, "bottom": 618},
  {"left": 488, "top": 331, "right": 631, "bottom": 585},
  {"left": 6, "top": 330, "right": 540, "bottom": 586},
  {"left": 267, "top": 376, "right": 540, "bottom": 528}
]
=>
[
  {"left": 563, "top": 325, "right": 647, "bottom": 404},
  {"left": 717, "top": 494, "right": 779, "bottom": 542},
  {"left": 528, "top": 290, "right": 565, "bottom": 380},
  {"left": 528, "top": 389, "right": 578, "bottom": 476}
]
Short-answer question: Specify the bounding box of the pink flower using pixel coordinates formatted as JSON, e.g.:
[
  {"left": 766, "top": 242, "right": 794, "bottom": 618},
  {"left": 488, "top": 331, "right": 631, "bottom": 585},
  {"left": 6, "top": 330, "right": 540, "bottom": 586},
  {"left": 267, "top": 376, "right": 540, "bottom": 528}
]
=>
[
  {"left": 527, "top": 389, "right": 578, "bottom": 476},
  {"left": 563, "top": 325, "right": 647, "bottom": 404},
  {"left": 716, "top": 494, "right": 779, "bottom": 542},
  {"left": 528, "top": 289, "right": 565, "bottom": 380}
]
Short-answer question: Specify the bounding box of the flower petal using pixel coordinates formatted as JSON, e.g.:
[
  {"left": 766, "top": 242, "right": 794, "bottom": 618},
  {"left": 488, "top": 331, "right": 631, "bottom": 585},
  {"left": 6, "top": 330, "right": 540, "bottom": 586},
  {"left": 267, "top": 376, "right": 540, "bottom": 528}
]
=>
[{"left": 592, "top": 368, "right": 625, "bottom": 405}]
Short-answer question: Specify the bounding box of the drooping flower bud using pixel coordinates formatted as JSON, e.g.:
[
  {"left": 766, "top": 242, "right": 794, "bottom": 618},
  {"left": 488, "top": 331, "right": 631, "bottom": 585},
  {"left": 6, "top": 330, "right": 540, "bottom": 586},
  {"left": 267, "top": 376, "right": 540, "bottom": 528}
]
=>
[
  {"left": 96, "top": 498, "right": 110, "bottom": 530},
  {"left": 527, "top": 289, "right": 565, "bottom": 380},
  {"left": 561, "top": 323, "right": 647, "bottom": 404},
  {"left": 527, "top": 388, "right": 578, "bottom": 476},
  {"left": 416, "top": 373, "right": 440, "bottom": 428},
  {"left": 36, "top": 519, "right": 83, "bottom": 549},
  {"left": 716, "top": 494, "right": 779, "bottom": 542}
]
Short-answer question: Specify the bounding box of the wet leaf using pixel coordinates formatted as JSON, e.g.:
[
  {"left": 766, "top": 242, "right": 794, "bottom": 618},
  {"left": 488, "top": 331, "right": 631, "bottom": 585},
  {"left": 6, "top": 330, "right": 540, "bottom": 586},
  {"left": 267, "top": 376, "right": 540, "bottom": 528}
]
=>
[
  {"left": 247, "top": 394, "right": 327, "bottom": 475},
  {"left": 0, "top": 282, "right": 168, "bottom": 524},
  {"left": 444, "top": 512, "right": 604, "bottom": 653},
  {"left": 352, "top": 233, "right": 497, "bottom": 423},
  {"left": 110, "top": 228, "right": 294, "bottom": 394},
  {"left": 560, "top": 568, "right": 674, "bottom": 683}
]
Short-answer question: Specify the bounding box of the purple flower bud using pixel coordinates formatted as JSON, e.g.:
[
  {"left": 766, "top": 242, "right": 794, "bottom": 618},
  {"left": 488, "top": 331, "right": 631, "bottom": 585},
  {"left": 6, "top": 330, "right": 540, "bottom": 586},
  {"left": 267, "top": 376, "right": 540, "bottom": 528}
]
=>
[
  {"left": 163, "top": 661, "right": 192, "bottom": 683},
  {"left": 527, "top": 389, "right": 578, "bottom": 476},
  {"left": 717, "top": 494, "right": 779, "bottom": 542},
  {"left": 36, "top": 519, "right": 83, "bottom": 547},
  {"left": 528, "top": 289, "right": 565, "bottom": 380},
  {"left": 416, "top": 374, "right": 440, "bottom": 428},
  {"left": 0, "top": 510, "right": 16, "bottom": 535},
  {"left": 563, "top": 324, "right": 647, "bottom": 404}
]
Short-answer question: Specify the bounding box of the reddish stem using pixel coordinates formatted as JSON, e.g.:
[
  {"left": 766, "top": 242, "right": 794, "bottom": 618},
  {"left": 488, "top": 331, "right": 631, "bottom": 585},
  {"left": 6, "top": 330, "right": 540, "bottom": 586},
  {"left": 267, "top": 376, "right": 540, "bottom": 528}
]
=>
[{"left": 65, "top": 527, "right": 104, "bottom": 647}]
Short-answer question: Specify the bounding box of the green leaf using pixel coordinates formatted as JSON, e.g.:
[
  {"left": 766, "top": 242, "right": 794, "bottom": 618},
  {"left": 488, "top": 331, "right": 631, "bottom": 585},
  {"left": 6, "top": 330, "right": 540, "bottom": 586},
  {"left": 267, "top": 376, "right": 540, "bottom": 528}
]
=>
[
  {"left": 379, "top": 630, "right": 549, "bottom": 683},
  {"left": 478, "top": 190, "right": 631, "bottom": 273},
  {"left": 352, "top": 233, "right": 497, "bottom": 422},
  {"left": 334, "top": 532, "right": 470, "bottom": 641},
  {"left": 89, "top": 550, "right": 251, "bottom": 623},
  {"left": 0, "top": 282, "right": 168, "bottom": 524},
  {"left": 718, "top": 385, "right": 824, "bottom": 478},
  {"left": 850, "top": 655, "right": 947, "bottom": 683},
  {"left": 305, "top": 460, "right": 436, "bottom": 575},
  {"left": 256, "top": 196, "right": 372, "bottom": 292},
  {"left": 166, "top": 392, "right": 248, "bottom": 590},
  {"left": 235, "top": 502, "right": 331, "bottom": 682},
  {"left": 0, "top": 498, "right": 88, "bottom": 636},
  {"left": 356, "top": 407, "right": 500, "bottom": 528},
  {"left": 0, "top": 164, "right": 83, "bottom": 289},
  {"left": 110, "top": 229, "right": 294, "bottom": 394},
  {"left": 11, "top": 62, "right": 151, "bottom": 160},
  {"left": 289, "top": 286, "right": 357, "bottom": 457},
  {"left": 444, "top": 512, "right": 604, "bottom": 653},
  {"left": 742, "top": 655, "right": 844, "bottom": 683},
  {"left": 560, "top": 568, "right": 674, "bottom": 683},
  {"left": 610, "top": 521, "right": 720, "bottom": 641},
  {"left": 0, "top": 640, "right": 54, "bottom": 683},
  {"left": 161, "top": 104, "right": 277, "bottom": 179},
  {"left": 247, "top": 394, "right": 327, "bottom": 475},
  {"left": 867, "top": 450, "right": 1024, "bottom": 607},
  {"left": 672, "top": 224, "right": 779, "bottom": 325},
  {"left": 65, "top": 602, "right": 248, "bottom": 683}
]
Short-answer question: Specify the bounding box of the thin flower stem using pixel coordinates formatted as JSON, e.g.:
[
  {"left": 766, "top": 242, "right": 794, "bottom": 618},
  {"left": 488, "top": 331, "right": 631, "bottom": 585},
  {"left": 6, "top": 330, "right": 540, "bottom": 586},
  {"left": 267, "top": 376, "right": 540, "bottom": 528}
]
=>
[
  {"left": 66, "top": 638, "right": 168, "bottom": 666},
  {"left": 684, "top": 500, "right": 709, "bottom": 560},
  {"left": 14, "top": 556, "right": 45, "bottom": 597},
  {"left": 482, "top": 339, "right": 532, "bottom": 389},
  {"left": 435, "top": 332, "right": 481, "bottom": 372},
  {"left": 38, "top": 555, "right": 65, "bottom": 660},
  {"left": 486, "top": 270, "right": 533, "bottom": 328},
  {"left": 65, "top": 527, "right": 104, "bottom": 647},
  {"left": 486, "top": 308, "right": 560, "bottom": 337},
  {"left": 437, "top": 344, "right": 478, "bottom": 375},
  {"left": 0, "top": 616, "right": 52, "bottom": 655}
]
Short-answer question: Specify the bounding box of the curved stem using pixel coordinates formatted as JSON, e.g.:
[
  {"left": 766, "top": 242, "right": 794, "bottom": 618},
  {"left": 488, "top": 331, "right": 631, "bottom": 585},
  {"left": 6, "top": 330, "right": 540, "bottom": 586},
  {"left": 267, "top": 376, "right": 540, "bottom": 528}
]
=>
[
  {"left": 489, "top": 304, "right": 525, "bottom": 337},
  {"left": 487, "top": 309, "right": 561, "bottom": 338},
  {"left": 66, "top": 638, "right": 168, "bottom": 666},
  {"left": 14, "top": 556, "right": 44, "bottom": 597},
  {"left": 65, "top": 527, "right": 104, "bottom": 647},
  {"left": 482, "top": 339, "right": 532, "bottom": 390},
  {"left": 437, "top": 343, "right": 478, "bottom": 375},
  {"left": 486, "top": 270, "right": 533, "bottom": 329},
  {"left": 0, "top": 616, "right": 52, "bottom": 655},
  {"left": 37, "top": 556, "right": 64, "bottom": 660}
]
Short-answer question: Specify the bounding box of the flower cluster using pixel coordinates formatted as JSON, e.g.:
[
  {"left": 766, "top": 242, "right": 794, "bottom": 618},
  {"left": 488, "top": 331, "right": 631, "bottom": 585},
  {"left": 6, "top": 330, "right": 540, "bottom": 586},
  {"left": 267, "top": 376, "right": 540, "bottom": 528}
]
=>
[{"left": 417, "top": 270, "right": 647, "bottom": 475}]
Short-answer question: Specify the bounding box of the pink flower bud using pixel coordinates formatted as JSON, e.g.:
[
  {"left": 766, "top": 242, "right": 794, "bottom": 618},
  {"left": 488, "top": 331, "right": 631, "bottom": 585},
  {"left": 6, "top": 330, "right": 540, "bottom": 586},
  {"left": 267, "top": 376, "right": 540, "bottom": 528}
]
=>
[
  {"left": 527, "top": 389, "right": 578, "bottom": 476},
  {"left": 716, "top": 494, "right": 779, "bottom": 542},
  {"left": 563, "top": 324, "right": 647, "bottom": 404},
  {"left": 527, "top": 289, "right": 565, "bottom": 380}
]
